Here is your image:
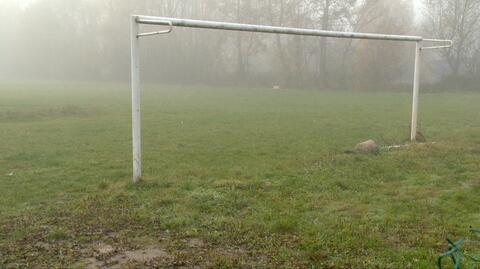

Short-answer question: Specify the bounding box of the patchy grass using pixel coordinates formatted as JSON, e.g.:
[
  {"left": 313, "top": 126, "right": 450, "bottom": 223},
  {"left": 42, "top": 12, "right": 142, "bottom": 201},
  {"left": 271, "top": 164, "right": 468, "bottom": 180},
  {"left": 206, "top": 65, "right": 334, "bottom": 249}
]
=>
[{"left": 0, "top": 81, "right": 479, "bottom": 268}]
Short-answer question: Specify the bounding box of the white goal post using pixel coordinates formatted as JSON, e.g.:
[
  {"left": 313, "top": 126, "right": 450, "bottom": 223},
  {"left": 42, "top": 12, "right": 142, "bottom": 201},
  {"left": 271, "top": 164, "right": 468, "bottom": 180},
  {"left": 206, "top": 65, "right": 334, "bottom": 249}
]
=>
[{"left": 130, "top": 15, "right": 453, "bottom": 183}]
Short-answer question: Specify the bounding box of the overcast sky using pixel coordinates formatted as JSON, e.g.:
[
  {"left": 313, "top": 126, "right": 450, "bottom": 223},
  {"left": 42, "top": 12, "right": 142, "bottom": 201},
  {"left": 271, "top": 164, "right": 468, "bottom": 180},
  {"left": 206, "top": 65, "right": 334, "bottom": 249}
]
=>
[{"left": 18, "top": 0, "right": 37, "bottom": 9}]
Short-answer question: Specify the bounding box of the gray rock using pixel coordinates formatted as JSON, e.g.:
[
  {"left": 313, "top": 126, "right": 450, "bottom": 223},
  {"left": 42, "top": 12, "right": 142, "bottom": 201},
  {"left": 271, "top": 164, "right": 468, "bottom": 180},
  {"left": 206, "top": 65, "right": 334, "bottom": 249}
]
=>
[
  {"left": 416, "top": 131, "right": 427, "bottom": 143},
  {"left": 354, "top": 140, "right": 380, "bottom": 154}
]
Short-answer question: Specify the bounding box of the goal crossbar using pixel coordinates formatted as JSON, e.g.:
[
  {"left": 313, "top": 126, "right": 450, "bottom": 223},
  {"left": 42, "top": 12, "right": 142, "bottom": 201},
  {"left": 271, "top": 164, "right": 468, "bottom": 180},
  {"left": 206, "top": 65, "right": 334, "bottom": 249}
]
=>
[
  {"left": 130, "top": 15, "right": 452, "bottom": 182},
  {"left": 136, "top": 15, "right": 427, "bottom": 42}
]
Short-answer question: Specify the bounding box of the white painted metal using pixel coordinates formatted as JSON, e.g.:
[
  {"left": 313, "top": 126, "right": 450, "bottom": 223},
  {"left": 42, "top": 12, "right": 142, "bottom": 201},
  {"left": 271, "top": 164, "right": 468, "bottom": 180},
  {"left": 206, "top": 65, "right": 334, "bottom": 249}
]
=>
[
  {"left": 411, "top": 41, "right": 421, "bottom": 142},
  {"left": 409, "top": 39, "right": 453, "bottom": 141},
  {"left": 131, "top": 16, "right": 141, "bottom": 182},
  {"left": 130, "top": 15, "right": 453, "bottom": 182},
  {"left": 137, "top": 20, "right": 173, "bottom": 37},
  {"left": 135, "top": 15, "right": 423, "bottom": 42},
  {"left": 421, "top": 39, "right": 454, "bottom": 50}
]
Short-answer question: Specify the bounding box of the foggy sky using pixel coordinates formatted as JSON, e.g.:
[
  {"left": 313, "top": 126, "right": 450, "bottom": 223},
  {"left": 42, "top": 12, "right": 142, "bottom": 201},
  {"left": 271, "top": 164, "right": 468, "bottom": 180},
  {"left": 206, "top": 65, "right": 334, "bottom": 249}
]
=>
[{"left": 1, "top": 0, "right": 479, "bottom": 90}]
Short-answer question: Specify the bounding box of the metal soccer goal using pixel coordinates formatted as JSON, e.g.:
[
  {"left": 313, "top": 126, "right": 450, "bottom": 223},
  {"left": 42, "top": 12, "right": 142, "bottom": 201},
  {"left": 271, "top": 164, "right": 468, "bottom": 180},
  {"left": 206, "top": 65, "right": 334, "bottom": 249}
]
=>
[{"left": 130, "top": 15, "right": 453, "bottom": 183}]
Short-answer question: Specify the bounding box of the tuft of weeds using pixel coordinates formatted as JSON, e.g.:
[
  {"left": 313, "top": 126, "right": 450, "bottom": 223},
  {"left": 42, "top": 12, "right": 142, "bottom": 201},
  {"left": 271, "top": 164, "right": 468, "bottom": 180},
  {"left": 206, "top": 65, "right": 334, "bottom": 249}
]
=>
[{"left": 46, "top": 227, "right": 71, "bottom": 242}]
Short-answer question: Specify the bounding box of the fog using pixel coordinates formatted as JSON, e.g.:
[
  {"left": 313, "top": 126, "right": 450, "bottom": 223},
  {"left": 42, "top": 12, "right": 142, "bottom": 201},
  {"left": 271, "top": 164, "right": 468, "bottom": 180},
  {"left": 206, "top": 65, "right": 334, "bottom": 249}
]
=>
[{"left": 1, "top": 0, "right": 479, "bottom": 90}]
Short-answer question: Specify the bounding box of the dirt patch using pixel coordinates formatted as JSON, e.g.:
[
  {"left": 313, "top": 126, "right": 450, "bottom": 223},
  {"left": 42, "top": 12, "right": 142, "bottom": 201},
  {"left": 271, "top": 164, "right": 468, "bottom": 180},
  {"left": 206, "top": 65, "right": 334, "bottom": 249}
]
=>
[
  {"left": 94, "top": 243, "right": 115, "bottom": 255},
  {"left": 34, "top": 242, "right": 52, "bottom": 250},
  {"left": 123, "top": 247, "right": 170, "bottom": 262},
  {"left": 86, "top": 246, "right": 171, "bottom": 269},
  {"left": 186, "top": 238, "right": 205, "bottom": 248}
]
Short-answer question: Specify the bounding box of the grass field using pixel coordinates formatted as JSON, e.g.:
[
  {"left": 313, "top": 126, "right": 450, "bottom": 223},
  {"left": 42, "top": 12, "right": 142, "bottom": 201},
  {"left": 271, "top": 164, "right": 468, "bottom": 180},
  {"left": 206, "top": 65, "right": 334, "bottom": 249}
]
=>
[{"left": 0, "top": 81, "right": 479, "bottom": 268}]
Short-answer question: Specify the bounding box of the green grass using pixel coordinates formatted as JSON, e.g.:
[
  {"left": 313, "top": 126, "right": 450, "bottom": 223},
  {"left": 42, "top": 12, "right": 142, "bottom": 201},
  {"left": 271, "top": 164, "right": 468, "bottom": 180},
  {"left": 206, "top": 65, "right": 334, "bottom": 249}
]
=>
[{"left": 0, "top": 81, "right": 479, "bottom": 268}]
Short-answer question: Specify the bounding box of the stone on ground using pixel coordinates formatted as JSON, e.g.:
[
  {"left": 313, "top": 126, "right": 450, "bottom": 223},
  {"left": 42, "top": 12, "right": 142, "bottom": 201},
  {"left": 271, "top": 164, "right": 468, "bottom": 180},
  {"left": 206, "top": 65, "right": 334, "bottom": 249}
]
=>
[
  {"left": 354, "top": 140, "right": 379, "bottom": 154},
  {"left": 416, "top": 131, "right": 427, "bottom": 143}
]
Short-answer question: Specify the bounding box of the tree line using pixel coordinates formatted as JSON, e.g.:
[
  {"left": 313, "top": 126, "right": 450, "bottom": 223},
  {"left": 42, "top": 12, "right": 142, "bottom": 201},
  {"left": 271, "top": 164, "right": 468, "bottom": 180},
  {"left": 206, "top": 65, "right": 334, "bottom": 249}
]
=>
[{"left": 0, "top": 0, "right": 479, "bottom": 90}]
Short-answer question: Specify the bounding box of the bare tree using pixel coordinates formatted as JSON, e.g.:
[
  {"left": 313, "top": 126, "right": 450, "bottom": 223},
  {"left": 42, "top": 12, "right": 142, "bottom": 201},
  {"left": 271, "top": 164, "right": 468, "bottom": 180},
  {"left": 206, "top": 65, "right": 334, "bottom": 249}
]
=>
[
  {"left": 1, "top": 0, "right": 436, "bottom": 90},
  {"left": 348, "top": 0, "right": 415, "bottom": 89},
  {"left": 424, "top": 0, "right": 480, "bottom": 78},
  {"left": 316, "top": 0, "right": 357, "bottom": 86}
]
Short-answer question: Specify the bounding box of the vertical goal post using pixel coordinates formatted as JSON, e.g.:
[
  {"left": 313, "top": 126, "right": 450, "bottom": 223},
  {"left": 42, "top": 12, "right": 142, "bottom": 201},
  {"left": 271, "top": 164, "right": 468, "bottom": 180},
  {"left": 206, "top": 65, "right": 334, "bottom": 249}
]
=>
[{"left": 130, "top": 15, "right": 453, "bottom": 183}]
